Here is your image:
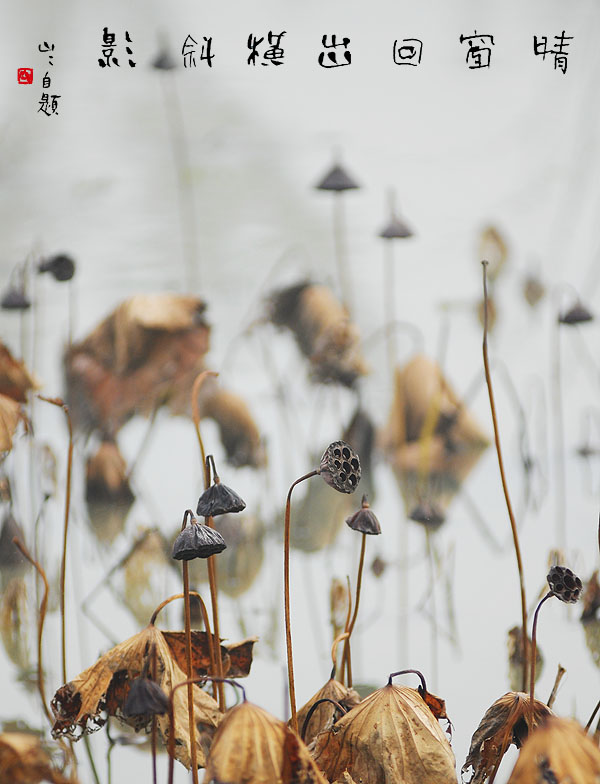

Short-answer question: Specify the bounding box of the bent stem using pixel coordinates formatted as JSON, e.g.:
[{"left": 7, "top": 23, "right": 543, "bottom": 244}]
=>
[
  {"left": 341, "top": 533, "right": 367, "bottom": 688},
  {"left": 191, "top": 370, "right": 225, "bottom": 710},
  {"left": 284, "top": 469, "right": 319, "bottom": 734},
  {"left": 331, "top": 632, "right": 349, "bottom": 680},
  {"left": 481, "top": 262, "right": 529, "bottom": 691},
  {"left": 529, "top": 591, "right": 553, "bottom": 728},
  {"left": 180, "top": 510, "right": 199, "bottom": 784},
  {"left": 12, "top": 537, "right": 51, "bottom": 724},
  {"left": 39, "top": 395, "right": 73, "bottom": 685}
]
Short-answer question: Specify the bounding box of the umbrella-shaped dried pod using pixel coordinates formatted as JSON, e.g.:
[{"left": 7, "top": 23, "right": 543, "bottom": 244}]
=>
[
  {"left": 312, "top": 670, "right": 456, "bottom": 784},
  {"left": 1, "top": 287, "right": 30, "bottom": 310},
  {"left": 51, "top": 621, "right": 221, "bottom": 769},
  {"left": 558, "top": 300, "right": 594, "bottom": 325},
  {"left": 0, "top": 341, "right": 37, "bottom": 403},
  {"left": 315, "top": 163, "right": 360, "bottom": 192},
  {"left": 122, "top": 675, "right": 169, "bottom": 717},
  {"left": 462, "top": 692, "right": 553, "bottom": 784},
  {"left": 205, "top": 697, "right": 328, "bottom": 784},
  {"left": 196, "top": 456, "right": 246, "bottom": 518},
  {"left": 0, "top": 732, "right": 73, "bottom": 784},
  {"left": 319, "top": 441, "right": 361, "bottom": 494},
  {"left": 507, "top": 716, "right": 600, "bottom": 784},
  {"left": 296, "top": 678, "right": 360, "bottom": 747},
  {"left": 172, "top": 518, "right": 227, "bottom": 560},
  {"left": 379, "top": 212, "right": 413, "bottom": 239},
  {"left": 267, "top": 281, "right": 368, "bottom": 387},
  {"left": 38, "top": 253, "right": 76, "bottom": 282},
  {"left": 345, "top": 495, "right": 381, "bottom": 535},
  {"left": 409, "top": 500, "right": 445, "bottom": 529}
]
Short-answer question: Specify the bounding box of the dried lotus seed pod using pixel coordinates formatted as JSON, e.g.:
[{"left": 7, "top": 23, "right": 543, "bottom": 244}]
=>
[{"left": 319, "top": 441, "right": 361, "bottom": 494}]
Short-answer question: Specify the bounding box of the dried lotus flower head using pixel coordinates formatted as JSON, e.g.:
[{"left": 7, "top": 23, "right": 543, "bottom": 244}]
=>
[
  {"left": 547, "top": 565, "right": 583, "bottom": 604},
  {"left": 172, "top": 515, "right": 226, "bottom": 560},
  {"left": 38, "top": 253, "right": 76, "bottom": 282},
  {"left": 462, "top": 692, "right": 553, "bottom": 784},
  {"left": 196, "top": 454, "right": 246, "bottom": 518},
  {"left": 122, "top": 676, "right": 169, "bottom": 717},
  {"left": 507, "top": 716, "right": 600, "bottom": 784},
  {"left": 319, "top": 441, "right": 361, "bottom": 494},
  {"left": 345, "top": 495, "right": 381, "bottom": 535},
  {"left": 205, "top": 697, "right": 328, "bottom": 784},
  {"left": 312, "top": 670, "right": 455, "bottom": 784},
  {"left": 315, "top": 162, "right": 360, "bottom": 192}
]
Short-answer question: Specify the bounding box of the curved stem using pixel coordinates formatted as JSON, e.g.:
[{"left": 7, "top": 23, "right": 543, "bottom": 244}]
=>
[
  {"left": 38, "top": 395, "right": 73, "bottom": 685},
  {"left": 529, "top": 591, "right": 553, "bottom": 728},
  {"left": 168, "top": 677, "right": 245, "bottom": 784},
  {"left": 330, "top": 632, "right": 349, "bottom": 680},
  {"left": 341, "top": 533, "right": 367, "bottom": 688},
  {"left": 180, "top": 510, "right": 198, "bottom": 784},
  {"left": 585, "top": 696, "right": 600, "bottom": 732},
  {"left": 388, "top": 668, "right": 428, "bottom": 692},
  {"left": 301, "top": 698, "right": 348, "bottom": 742},
  {"left": 12, "top": 537, "right": 51, "bottom": 725},
  {"left": 284, "top": 469, "right": 319, "bottom": 734},
  {"left": 191, "top": 370, "right": 225, "bottom": 709},
  {"left": 481, "top": 263, "right": 528, "bottom": 692}
]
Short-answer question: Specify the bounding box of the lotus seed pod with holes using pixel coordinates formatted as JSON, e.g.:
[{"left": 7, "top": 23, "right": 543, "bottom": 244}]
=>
[
  {"left": 196, "top": 483, "right": 246, "bottom": 517},
  {"left": 172, "top": 521, "right": 226, "bottom": 560},
  {"left": 547, "top": 565, "right": 583, "bottom": 604},
  {"left": 319, "top": 441, "right": 361, "bottom": 494},
  {"left": 345, "top": 495, "right": 381, "bottom": 535},
  {"left": 122, "top": 677, "right": 168, "bottom": 716}
]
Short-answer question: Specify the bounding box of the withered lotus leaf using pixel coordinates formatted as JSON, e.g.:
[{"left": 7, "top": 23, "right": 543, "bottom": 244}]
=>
[
  {"left": 161, "top": 632, "right": 256, "bottom": 679},
  {"left": 311, "top": 683, "right": 457, "bottom": 784},
  {"left": 0, "top": 393, "right": 28, "bottom": 454},
  {"left": 205, "top": 700, "right": 328, "bottom": 784},
  {"left": 462, "top": 692, "right": 553, "bottom": 784},
  {"left": 0, "top": 732, "right": 72, "bottom": 784},
  {"left": 507, "top": 717, "right": 600, "bottom": 783},
  {"left": 296, "top": 678, "right": 360, "bottom": 746},
  {"left": 51, "top": 623, "right": 221, "bottom": 769},
  {"left": 0, "top": 341, "right": 38, "bottom": 403}
]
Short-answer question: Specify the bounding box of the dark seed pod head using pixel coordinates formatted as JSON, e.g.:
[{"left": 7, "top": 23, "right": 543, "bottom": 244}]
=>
[
  {"left": 345, "top": 494, "right": 381, "bottom": 535},
  {"left": 315, "top": 163, "right": 360, "bottom": 192},
  {"left": 1, "top": 287, "right": 30, "bottom": 310},
  {"left": 558, "top": 302, "right": 594, "bottom": 326},
  {"left": 319, "top": 440, "right": 361, "bottom": 494},
  {"left": 151, "top": 48, "right": 177, "bottom": 70},
  {"left": 172, "top": 520, "right": 226, "bottom": 560},
  {"left": 409, "top": 502, "right": 445, "bottom": 529},
  {"left": 547, "top": 565, "right": 583, "bottom": 603},
  {"left": 38, "top": 253, "right": 76, "bottom": 282},
  {"left": 196, "top": 483, "right": 246, "bottom": 518},
  {"left": 122, "top": 676, "right": 169, "bottom": 717},
  {"left": 379, "top": 214, "right": 414, "bottom": 240}
]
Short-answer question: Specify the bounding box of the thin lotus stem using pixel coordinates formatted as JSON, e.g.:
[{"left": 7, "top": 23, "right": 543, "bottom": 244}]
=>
[
  {"left": 585, "top": 696, "right": 600, "bottom": 732},
  {"left": 191, "top": 370, "right": 225, "bottom": 710},
  {"left": 341, "top": 533, "right": 367, "bottom": 688},
  {"left": 333, "top": 193, "right": 353, "bottom": 315},
  {"left": 151, "top": 642, "right": 158, "bottom": 784},
  {"left": 547, "top": 663, "right": 565, "bottom": 710},
  {"left": 12, "top": 537, "right": 51, "bottom": 724},
  {"left": 341, "top": 577, "right": 352, "bottom": 685},
  {"left": 83, "top": 735, "right": 101, "bottom": 784},
  {"left": 168, "top": 677, "right": 245, "bottom": 784},
  {"left": 284, "top": 469, "right": 320, "bottom": 734},
  {"left": 529, "top": 591, "right": 553, "bottom": 728},
  {"left": 388, "top": 668, "right": 428, "bottom": 692},
  {"left": 481, "top": 262, "right": 529, "bottom": 692},
  {"left": 301, "top": 698, "right": 348, "bottom": 742},
  {"left": 330, "top": 632, "right": 349, "bottom": 680},
  {"left": 38, "top": 395, "right": 73, "bottom": 685},
  {"left": 180, "top": 510, "right": 199, "bottom": 784}
]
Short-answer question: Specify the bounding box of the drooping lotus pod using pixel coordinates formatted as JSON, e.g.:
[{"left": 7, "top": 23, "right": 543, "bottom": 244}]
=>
[
  {"left": 205, "top": 699, "right": 328, "bottom": 783},
  {"left": 296, "top": 677, "right": 360, "bottom": 747},
  {"left": 507, "top": 717, "right": 600, "bottom": 783},
  {"left": 462, "top": 692, "right": 553, "bottom": 784},
  {"left": 312, "top": 679, "right": 456, "bottom": 784}
]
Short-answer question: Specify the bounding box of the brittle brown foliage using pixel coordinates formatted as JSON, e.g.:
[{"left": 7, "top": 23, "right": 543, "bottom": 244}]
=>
[{"left": 0, "top": 732, "right": 73, "bottom": 784}]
